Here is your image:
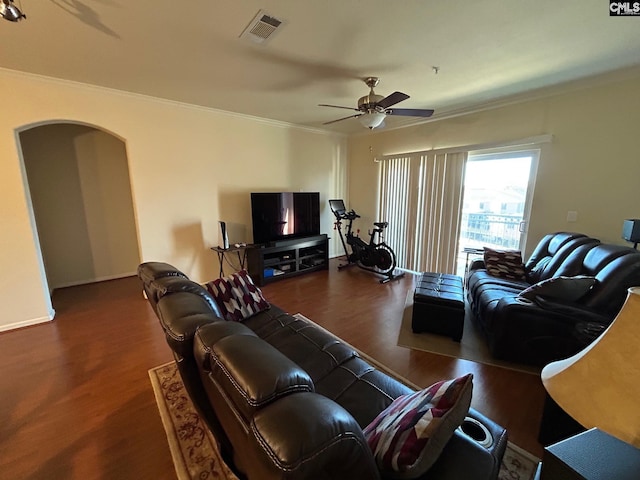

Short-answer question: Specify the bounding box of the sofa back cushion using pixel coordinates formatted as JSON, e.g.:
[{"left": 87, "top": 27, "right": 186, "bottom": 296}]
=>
[
  {"left": 138, "top": 261, "right": 188, "bottom": 282},
  {"left": 586, "top": 250, "right": 640, "bottom": 315},
  {"left": 137, "top": 261, "right": 225, "bottom": 317},
  {"left": 156, "top": 291, "right": 224, "bottom": 358},
  {"left": 551, "top": 243, "right": 600, "bottom": 278},
  {"left": 544, "top": 244, "right": 640, "bottom": 316},
  {"left": 581, "top": 244, "right": 634, "bottom": 274},
  {"left": 526, "top": 235, "right": 599, "bottom": 283},
  {"left": 524, "top": 232, "right": 584, "bottom": 269},
  {"left": 209, "top": 334, "right": 314, "bottom": 423},
  {"left": 248, "top": 392, "right": 381, "bottom": 480}
]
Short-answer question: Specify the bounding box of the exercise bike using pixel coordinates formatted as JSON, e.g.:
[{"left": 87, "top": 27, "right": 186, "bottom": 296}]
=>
[{"left": 329, "top": 199, "right": 405, "bottom": 284}]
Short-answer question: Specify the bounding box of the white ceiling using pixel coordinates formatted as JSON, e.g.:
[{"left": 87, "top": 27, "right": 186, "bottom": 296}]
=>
[{"left": 2, "top": 0, "right": 640, "bottom": 134}]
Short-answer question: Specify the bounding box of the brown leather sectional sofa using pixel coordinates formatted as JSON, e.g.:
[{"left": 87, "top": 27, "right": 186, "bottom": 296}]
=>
[
  {"left": 139, "top": 261, "right": 508, "bottom": 480},
  {"left": 467, "top": 232, "right": 640, "bottom": 366}
]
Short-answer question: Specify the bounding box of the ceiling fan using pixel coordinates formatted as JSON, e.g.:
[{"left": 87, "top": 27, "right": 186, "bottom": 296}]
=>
[{"left": 319, "top": 77, "right": 434, "bottom": 129}]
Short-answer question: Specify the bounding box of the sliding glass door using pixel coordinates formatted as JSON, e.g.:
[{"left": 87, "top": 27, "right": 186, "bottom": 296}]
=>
[{"left": 455, "top": 149, "right": 539, "bottom": 276}]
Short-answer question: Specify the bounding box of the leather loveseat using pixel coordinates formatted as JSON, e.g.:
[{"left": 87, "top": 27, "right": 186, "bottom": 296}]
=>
[
  {"left": 139, "top": 261, "right": 508, "bottom": 480},
  {"left": 467, "top": 232, "right": 640, "bottom": 366}
]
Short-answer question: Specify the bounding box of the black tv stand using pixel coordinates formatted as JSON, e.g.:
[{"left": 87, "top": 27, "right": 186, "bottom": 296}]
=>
[{"left": 247, "top": 234, "right": 329, "bottom": 286}]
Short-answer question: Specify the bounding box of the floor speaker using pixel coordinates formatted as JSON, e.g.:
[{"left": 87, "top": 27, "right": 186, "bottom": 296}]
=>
[{"left": 622, "top": 219, "right": 640, "bottom": 243}]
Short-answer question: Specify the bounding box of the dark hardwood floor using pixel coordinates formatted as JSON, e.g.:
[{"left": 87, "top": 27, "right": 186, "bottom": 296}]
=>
[{"left": 0, "top": 259, "right": 546, "bottom": 479}]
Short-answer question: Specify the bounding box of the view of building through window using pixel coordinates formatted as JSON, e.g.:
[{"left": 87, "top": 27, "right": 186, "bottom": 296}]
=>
[{"left": 456, "top": 154, "right": 533, "bottom": 276}]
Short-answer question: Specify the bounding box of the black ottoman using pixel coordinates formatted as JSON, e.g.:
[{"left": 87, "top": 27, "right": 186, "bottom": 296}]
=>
[{"left": 412, "top": 272, "right": 465, "bottom": 341}]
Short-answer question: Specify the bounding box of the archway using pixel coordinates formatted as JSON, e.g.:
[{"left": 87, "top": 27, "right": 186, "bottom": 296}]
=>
[{"left": 18, "top": 122, "right": 140, "bottom": 310}]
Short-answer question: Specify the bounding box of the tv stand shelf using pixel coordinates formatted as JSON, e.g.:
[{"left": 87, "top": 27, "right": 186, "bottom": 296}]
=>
[{"left": 247, "top": 234, "right": 329, "bottom": 286}]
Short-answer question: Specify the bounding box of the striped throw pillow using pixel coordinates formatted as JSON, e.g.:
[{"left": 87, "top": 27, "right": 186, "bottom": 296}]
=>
[
  {"left": 483, "top": 247, "right": 526, "bottom": 281},
  {"left": 363, "top": 374, "right": 473, "bottom": 478}
]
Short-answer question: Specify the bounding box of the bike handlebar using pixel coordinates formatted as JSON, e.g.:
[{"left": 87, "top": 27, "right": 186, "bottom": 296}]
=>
[{"left": 337, "top": 210, "right": 359, "bottom": 220}]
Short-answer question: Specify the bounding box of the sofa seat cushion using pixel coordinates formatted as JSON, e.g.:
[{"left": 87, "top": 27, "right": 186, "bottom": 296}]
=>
[
  {"left": 363, "top": 374, "right": 473, "bottom": 479},
  {"left": 209, "top": 334, "right": 314, "bottom": 423},
  {"left": 241, "top": 305, "right": 294, "bottom": 333},
  {"left": 473, "top": 282, "right": 524, "bottom": 307},
  {"left": 246, "top": 314, "right": 360, "bottom": 384},
  {"left": 249, "top": 314, "right": 414, "bottom": 427},
  {"left": 467, "top": 270, "right": 529, "bottom": 298},
  {"left": 270, "top": 324, "right": 357, "bottom": 381},
  {"left": 473, "top": 287, "right": 522, "bottom": 333},
  {"left": 206, "top": 270, "right": 270, "bottom": 322}
]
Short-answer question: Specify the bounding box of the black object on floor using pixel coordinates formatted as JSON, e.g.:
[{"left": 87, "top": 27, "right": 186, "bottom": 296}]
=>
[{"left": 412, "top": 272, "right": 465, "bottom": 341}]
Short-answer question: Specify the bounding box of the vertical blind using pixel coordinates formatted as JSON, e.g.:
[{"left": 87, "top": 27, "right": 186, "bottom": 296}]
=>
[{"left": 378, "top": 151, "right": 467, "bottom": 274}]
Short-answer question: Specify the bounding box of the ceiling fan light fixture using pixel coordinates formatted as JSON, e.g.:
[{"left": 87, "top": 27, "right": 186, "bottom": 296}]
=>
[
  {"left": 359, "top": 112, "right": 386, "bottom": 130},
  {"left": 0, "top": 0, "right": 26, "bottom": 21},
  {"left": 319, "top": 77, "right": 433, "bottom": 129}
]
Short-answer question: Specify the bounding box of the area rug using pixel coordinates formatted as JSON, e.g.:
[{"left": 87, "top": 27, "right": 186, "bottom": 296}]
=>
[
  {"left": 398, "top": 290, "right": 540, "bottom": 374},
  {"left": 149, "top": 361, "right": 239, "bottom": 480},
  {"left": 150, "top": 335, "right": 539, "bottom": 480}
]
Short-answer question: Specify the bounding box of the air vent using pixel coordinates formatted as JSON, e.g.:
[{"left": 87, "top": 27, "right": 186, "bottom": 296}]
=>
[{"left": 240, "top": 10, "right": 284, "bottom": 45}]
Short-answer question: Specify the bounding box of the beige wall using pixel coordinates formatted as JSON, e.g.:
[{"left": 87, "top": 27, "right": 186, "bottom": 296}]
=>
[
  {"left": 5, "top": 66, "right": 637, "bottom": 332},
  {"left": 0, "top": 69, "right": 347, "bottom": 331},
  {"left": 348, "top": 71, "right": 640, "bottom": 258},
  {"left": 20, "top": 124, "right": 140, "bottom": 290}
]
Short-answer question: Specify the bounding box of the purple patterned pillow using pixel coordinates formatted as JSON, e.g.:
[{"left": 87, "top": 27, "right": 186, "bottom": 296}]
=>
[
  {"left": 363, "top": 374, "right": 473, "bottom": 478},
  {"left": 205, "top": 270, "right": 270, "bottom": 321},
  {"left": 483, "top": 247, "right": 526, "bottom": 281}
]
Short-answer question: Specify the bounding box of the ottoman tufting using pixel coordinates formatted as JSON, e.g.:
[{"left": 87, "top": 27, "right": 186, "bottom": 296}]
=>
[{"left": 412, "top": 272, "right": 465, "bottom": 341}]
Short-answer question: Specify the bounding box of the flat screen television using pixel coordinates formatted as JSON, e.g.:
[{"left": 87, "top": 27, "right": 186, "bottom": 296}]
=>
[{"left": 251, "top": 192, "right": 320, "bottom": 245}]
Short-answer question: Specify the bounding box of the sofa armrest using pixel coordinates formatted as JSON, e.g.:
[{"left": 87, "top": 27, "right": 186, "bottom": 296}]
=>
[
  {"left": 468, "top": 259, "right": 485, "bottom": 272},
  {"left": 426, "top": 408, "right": 508, "bottom": 480},
  {"left": 248, "top": 392, "right": 380, "bottom": 480}
]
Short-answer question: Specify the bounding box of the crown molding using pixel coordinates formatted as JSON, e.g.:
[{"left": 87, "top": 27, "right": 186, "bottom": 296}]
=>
[{"left": 0, "top": 67, "right": 343, "bottom": 137}]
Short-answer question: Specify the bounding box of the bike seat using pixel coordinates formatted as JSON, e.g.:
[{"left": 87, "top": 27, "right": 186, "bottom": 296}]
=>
[{"left": 373, "top": 221, "right": 388, "bottom": 228}]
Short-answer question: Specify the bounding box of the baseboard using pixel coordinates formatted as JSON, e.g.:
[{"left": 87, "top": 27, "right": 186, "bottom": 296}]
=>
[
  {"left": 53, "top": 271, "right": 137, "bottom": 289},
  {"left": 0, "top": 314, "right": 53, "bottom": 333}
]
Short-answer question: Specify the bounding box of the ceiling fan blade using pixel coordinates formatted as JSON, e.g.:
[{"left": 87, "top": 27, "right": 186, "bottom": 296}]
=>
[
  {"left": 386, "top": 108, "right": 434, "bottom": 118},
  {"left": 323, "top": 114, "right": 362, "bottom": 125},
  {"left": 377, "top": 91, "right": 410, "bottom": 109},
  {"left": 318, "top": 104, "right": 360, "bottom": 111}
]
